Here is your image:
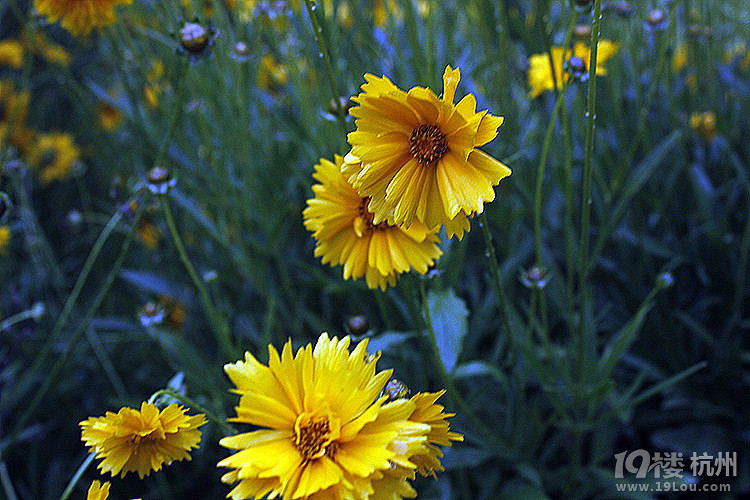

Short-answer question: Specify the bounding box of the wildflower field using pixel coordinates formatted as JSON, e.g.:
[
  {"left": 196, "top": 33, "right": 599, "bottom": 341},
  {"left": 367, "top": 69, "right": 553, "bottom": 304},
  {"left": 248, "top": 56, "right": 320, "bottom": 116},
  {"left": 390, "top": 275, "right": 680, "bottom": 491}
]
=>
[{"left": 1, "top": 0, "right": 749, "bottom": 498}]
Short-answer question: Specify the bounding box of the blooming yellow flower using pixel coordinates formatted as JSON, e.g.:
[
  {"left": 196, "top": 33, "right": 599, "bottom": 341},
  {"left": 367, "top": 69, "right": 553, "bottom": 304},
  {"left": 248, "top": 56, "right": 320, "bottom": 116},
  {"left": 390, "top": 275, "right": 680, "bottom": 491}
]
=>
[
  {"left": 303, "top": 155, "right": 442, "bottom": 290},
  {"left": 0, "top": 226, "right": 10, "bottom": 256},
  {"left": 0, "top": 39, "right": 24, "bottom": 69},
  {"left": 87, "top": 480, "right": 110, "bottom": 500},
  {"left": 80, "top": 402, "right": 206, "bottom": 479},
  {"left": 344, "top": 66, "right": 510, "bottom": 239},
  {"left": 219, "top": 333, "right": 456, "bottom": 500},
  {"left": 406, "top": 390, "right": 463, "bottom": 477},
  {"left": 527, "top": 40, "right": 620, "bottom": 98},
  {"left": 257, "top": 54, "right": 290, "bottom": 92},
  {"left": 26, "top": 132, "right": 81, "bottom": 184},
  {"left": 34, "top": 0, "right": 133, "bottom": 36}
]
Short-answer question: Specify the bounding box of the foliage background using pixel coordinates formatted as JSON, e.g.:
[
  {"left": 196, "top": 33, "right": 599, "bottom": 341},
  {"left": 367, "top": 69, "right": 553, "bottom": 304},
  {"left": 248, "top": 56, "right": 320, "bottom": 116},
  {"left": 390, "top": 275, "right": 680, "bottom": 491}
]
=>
[{"left": 1, "top": 0, "right": 749, "bottom": 498}]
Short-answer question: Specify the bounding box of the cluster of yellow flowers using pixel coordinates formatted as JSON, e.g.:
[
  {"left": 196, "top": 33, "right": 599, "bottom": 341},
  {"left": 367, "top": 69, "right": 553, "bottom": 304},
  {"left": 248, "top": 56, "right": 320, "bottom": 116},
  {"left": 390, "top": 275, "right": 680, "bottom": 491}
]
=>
[
  {"left": 79, "top": 334, "right": 461, "bottom": 499},
  {"left": 304, "top": 66, "right": 512, "bottom": 289}
]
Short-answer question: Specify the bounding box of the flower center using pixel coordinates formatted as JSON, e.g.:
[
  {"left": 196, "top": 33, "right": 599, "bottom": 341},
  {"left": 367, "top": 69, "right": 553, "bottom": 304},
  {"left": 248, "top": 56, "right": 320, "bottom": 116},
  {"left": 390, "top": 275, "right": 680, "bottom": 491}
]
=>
[
  {"left": 409, "top": 124, "right": 448, "bottom": 166},
  {"left": 294, "top": 413, "right": 340, "bottom": 461},
  {"left": 358, "top": 197, "right": 387, "bottom": 232}
]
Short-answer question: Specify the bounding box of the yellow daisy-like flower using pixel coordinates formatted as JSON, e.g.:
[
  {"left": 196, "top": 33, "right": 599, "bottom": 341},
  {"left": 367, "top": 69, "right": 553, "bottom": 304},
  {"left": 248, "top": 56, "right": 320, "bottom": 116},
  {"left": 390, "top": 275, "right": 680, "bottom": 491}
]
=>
[
  {"left": 87, "top": 480, "right": 110, "bottom": 500},
  {"left": 406, "top": 390, "right": 463, "bottom": 477},
  {"left": 80, "top": 402, "right": 207, "bottom": 479},
  {"left": 0, "top": 39, "right": 24, "bottom": 69},
  {"left": 218, "top": 333, "right": 449, "bottom": 500},
  {"left": 34, "top": 0, "right": 133, "bottom": 36},
  {"left": 26, "top": 132, "right": 81, "bottom": 184},
  {"left": 303, "top": 155, "right": 442, "bottom": 290},
  {"left": 527, "top": 40, "right": 620, "bottom": 98},
  {"left": 344, "top": 66, "right": 510, "bottom": 238}
]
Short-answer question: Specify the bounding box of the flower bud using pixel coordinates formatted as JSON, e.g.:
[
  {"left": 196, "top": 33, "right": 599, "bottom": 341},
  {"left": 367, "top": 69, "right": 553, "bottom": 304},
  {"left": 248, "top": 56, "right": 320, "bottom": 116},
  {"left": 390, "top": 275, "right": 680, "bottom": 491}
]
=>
[
  {"left": 179, "top": 22, "right": 210, "bottom": 53},
  {"left": 147, "top": 166, "right": 176, "bottom": 194},
  {"left": 345, "top": 315, "right": 369, "bottom": 335}
]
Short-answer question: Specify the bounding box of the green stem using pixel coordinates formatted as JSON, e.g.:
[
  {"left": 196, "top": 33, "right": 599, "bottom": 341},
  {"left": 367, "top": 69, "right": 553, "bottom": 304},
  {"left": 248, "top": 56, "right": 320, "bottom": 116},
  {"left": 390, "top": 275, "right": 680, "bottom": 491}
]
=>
[
  {"left": 533, "top": 79, "right": 570, "bottom": 265},
  {"left": 57, "top": 453, "right": 95, "bottom": 500},
  {"left": 160, "top": 193, "right": 235, "bottom": 361},
  {"left": 303, "top": 0, "right": 348, "bottom": 148},
  {"left": 148, "top": 388, "right": 236, "bottom": 436},
  {"left": 577, "top": 0, "right": 602, "bottom": 307},
  {"left": 479, "top": 211, "right": 514, "bottom": 363},
  {"left": 0, "top": 462, "right": 19, "bottom": 500},
  {"left": 12, "top": 204, "right": 145, "bottom": 438}
]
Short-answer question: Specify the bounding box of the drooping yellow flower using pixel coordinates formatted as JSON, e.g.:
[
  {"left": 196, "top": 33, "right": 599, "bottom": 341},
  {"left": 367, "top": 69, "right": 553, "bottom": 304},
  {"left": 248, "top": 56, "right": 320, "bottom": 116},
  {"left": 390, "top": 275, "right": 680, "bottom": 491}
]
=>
[
  {"left": 0, "top": 39, "right": 24, "bottom": 69},
  {"left": 672, "top": 43, "right": 688, "bottom": 73},
  {"left": 527, "top": 40, "right": 620, "bottom": 98},
  {"left": 0, "top": 80, "right": 34, "bottom": 152},
  {"left": 218, "top": 333, "right": 446, "bottom": 500},
  {"left": 34, "top": 0, "right": 133, "bottom": 36},
  {"left": 86, "top": 480, "right": 111, "bottom": 500},
  {"left": 0, "top": 226, "right": 10, "bottom": 256},
  {"left": 303, "top": 155, "right": 442, "bottom": 290},
  {"left": 26, "top": 132, "right": 81, "bottom": 184},
  {"left": 80, "top": 402, "right": 206, "bottom": 479},
  {"left": 344, "top": 66, "right": 510, "bottom": 239}
]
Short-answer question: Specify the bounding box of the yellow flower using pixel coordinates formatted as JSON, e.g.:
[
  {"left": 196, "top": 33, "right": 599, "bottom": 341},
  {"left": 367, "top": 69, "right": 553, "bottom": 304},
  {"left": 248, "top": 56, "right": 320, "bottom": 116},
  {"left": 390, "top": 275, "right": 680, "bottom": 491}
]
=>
[
  {"left": 406, "top": 391, "right": 463, "bottom": 477},
  {"left": 34, "top": 0, "right": 133, "bottom": 36},
  {"left": 26, "top": 132, "right": 81, "bottom": 184},
  {"left": 0, "top": 226, "right": 10, "bottom": 256},
  {"left": 527, "top": 40, "right": 620, "bottom": 98},
  {"left": 257, "top": 54, "right": 290, "bottom": 92},
  {"left": 344, "top": 66, "right": 510, "bottom": 239},
  {"left": 87, "top": 480, "right": 110, "bottom": 500},
  {"left": 80, "top": 402, "right": 206, "bottom": 479},
  {"left": 0, "top": 80, "right": 34, "bottom": 152},
  {"left": 218, "top": 333, "right": 447, "bottom": 500},
  {"left": 0, "top": 39, "right": 24, "bottom": 69},
  {"left": 672, "top": 43, "right": 688, "bottom": 73},
  {"left": 303, "top": 155, "right": 442, "bottom": 290}
]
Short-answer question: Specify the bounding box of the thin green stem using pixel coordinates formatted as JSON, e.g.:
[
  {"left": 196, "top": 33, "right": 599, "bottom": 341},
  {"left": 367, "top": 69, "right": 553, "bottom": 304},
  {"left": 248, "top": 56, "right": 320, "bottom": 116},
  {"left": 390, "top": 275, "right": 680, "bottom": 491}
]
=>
[
  {"left": 0, "top": 462, "right": 19, "bottom": 500},
  {"left": 160, "top": 193, "right": 235, "bottom": 361},
  {"left": 534, "top": 79, "right": 570, "bottom": 265},
  {"left": 303, "top": 0, "right": 348, "bottom": 148},
  {"left": 479, "top": 211, "right": 514, "bottom": 362},
  {"left": 577, "top": 0, "right": 602, "bottom": 304},
  {"left": 58, "top": 453, "right": 95, "bottom": 500},
  {"left": 148, "top": 389, "right": 236, "bottom": 436},
  {"left": 12, "top": 204, "right": 145, "bottom": 436}
]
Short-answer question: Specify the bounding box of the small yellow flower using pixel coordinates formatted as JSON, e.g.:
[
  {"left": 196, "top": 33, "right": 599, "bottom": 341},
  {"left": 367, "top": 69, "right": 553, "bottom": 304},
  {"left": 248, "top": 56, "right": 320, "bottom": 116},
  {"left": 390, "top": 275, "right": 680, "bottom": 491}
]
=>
[
  {"left": 34, "top": 0, "right": 133, "bottom": 36},
  {"left": 303, "top": 155, "right": 442, "bottom": 290},
  {"left": 672, "top": 43, "right": 688, "bottom": 73},
  {"left": 256, "top": 54, "right": 289, "bottom": 92},
  {"left": 0, "top": 39, "right": 24, "bottom": 69},
  {"left": 23, "top": 32, "right": 72, "bottom": 66},
  {"left": 86, "top": 480, "right": 110, "bottom": 500},
  {"left": 0, "top": 226, "right": 10, "bottom": 256},
  {"left": 218, "top": 333, "right": 455, "bottom": 500},
  {"left": 345, "top": 66, "right": 510, "bottom": 239},
  {"left": 527, "top": 40, "right": 620, "bottom": 98},
  {"left": 26, "top": 132, "right": 81, "bottom": 184},
  {"left": 80, "top": 402, "right": 206, "bottom": 479}
]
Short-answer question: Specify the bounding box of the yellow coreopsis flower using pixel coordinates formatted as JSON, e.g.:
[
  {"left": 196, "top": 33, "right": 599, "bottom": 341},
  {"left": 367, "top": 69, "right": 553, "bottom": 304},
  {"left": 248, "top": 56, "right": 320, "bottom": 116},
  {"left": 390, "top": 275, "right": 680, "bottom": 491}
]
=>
[
  {"left": 303, "top": 155, "right": 442, "bottom": 290},
  {"left": 344, "top": 66, "right": 510, "bottom": 239},
  {"left": 80, "top": 402, "right": 206, "bottom": 479},
  {"left": 0, "top": 40, "right": 24, "bottom": 69},
  {"left": 406, "top": 390, "right": 463, "bottom": 477},
  {"left": 0, "top": 226, "right": 10, "bottom": 256},
  {"left": 527, "top": 40, "right": 620, "bottom": 98},
  {"left": 219, "top": 333, "right": 455, "bottom": 500},
  {"left": 26, "top": 132, "right": 81, "bottom": 184},
  {"left": 34, "top": 0, "right": 133, "bottom": 36},
  {"left": 86, "top": 480, "right": 110, "bottom": 500}
]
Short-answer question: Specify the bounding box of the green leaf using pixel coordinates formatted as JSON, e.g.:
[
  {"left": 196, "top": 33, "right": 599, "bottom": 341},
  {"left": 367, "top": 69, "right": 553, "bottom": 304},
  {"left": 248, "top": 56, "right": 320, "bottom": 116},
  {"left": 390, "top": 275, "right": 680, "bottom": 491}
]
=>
[
  {"left": 427, "top": 289, "right": 468, "bottom": 373},
  {"left": 452, "top": 361, "right": 509, "bottom": 391}
]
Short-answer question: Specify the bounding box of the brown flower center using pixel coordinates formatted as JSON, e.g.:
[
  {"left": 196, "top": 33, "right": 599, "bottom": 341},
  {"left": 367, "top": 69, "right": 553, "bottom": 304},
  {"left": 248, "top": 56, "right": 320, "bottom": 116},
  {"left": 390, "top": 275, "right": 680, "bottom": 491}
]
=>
[
  {"left": 358, "top": 197, "right": 387, "bottom": 231},
  {"left": 294, "top": 413, "right": 339, "bottom": 461},
  {"left": 409, "top": 124, "right": 448, "bottom": 166}
]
